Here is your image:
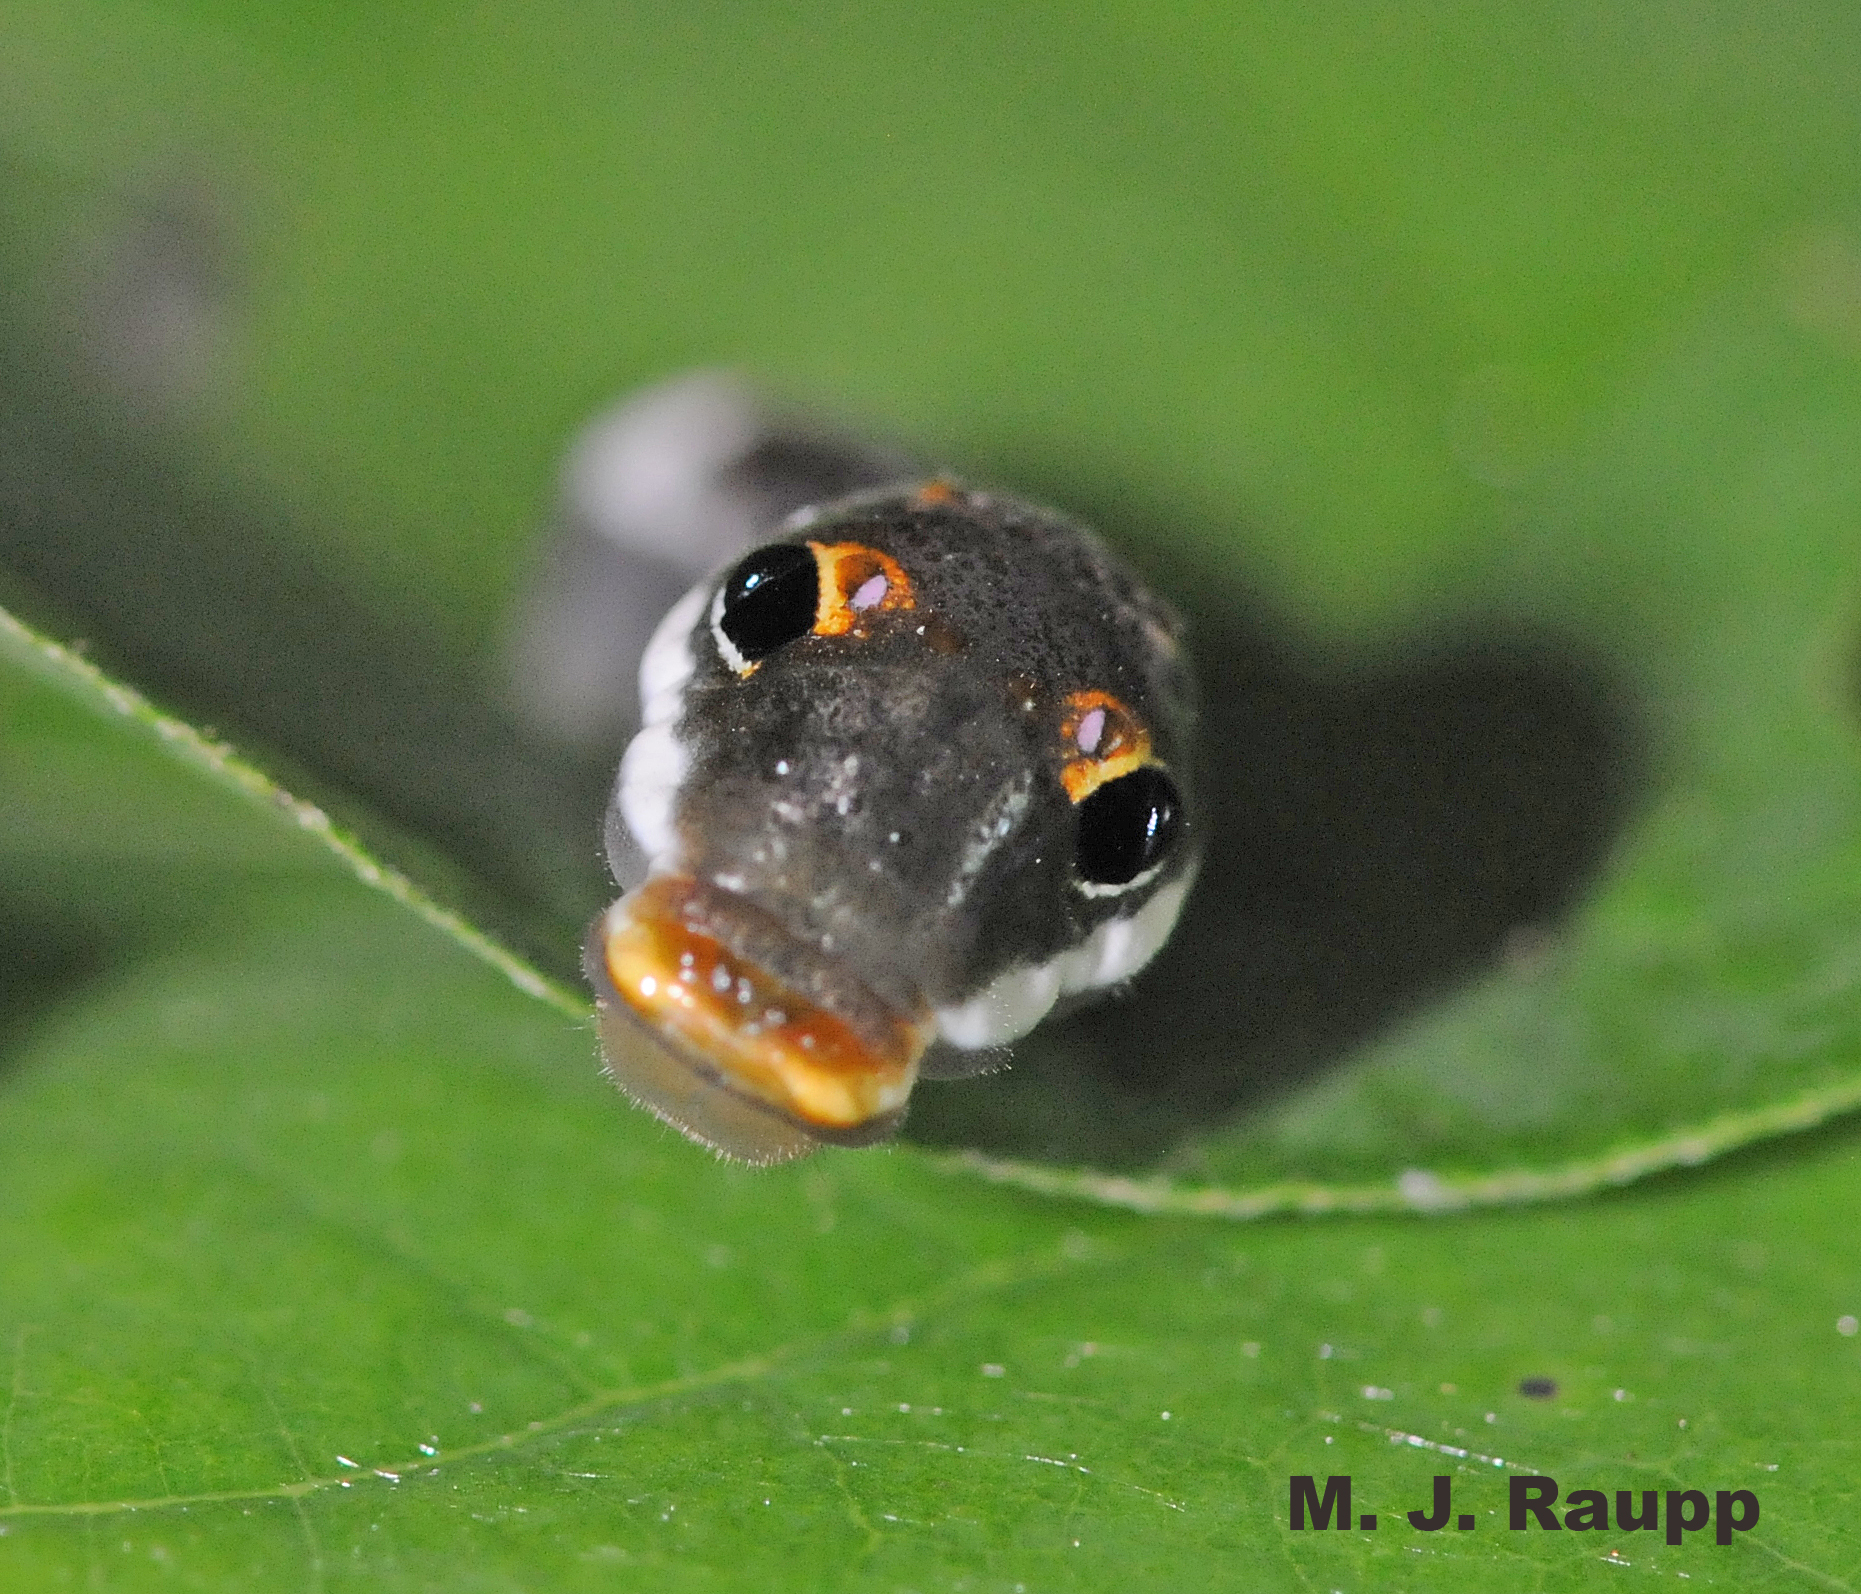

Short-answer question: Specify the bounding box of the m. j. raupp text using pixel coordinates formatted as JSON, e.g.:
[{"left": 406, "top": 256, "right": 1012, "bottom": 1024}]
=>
[{"left": 1288, "top": 1474, "right": 1759, "bottom": 1547}]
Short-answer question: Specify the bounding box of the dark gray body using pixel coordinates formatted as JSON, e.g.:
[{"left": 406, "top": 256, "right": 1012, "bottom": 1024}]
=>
[
  {"left": 649, "top": 489, "right": 1199, "bottom": 1026},
  {"left": 509, "top": 374, "right": 1637, "bottom": 1162}
]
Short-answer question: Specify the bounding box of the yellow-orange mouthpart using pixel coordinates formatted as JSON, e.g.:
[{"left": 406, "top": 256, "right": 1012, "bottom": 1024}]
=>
[{"left": 596, "top": 876, "right": 928, "bottom": 1137}]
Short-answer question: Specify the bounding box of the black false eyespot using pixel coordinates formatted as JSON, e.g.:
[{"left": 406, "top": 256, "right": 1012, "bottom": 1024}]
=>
[
  {"left": 1074, "top": 766, "right": 1181, "bottom": 886},
  {"left": 719, "top": 543, "right": 819, "bottom": 663}
]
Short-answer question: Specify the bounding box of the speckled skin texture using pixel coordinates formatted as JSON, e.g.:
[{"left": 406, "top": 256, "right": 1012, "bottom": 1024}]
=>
[{"left": 626, "top": 486, "right": 1199, "bottom": 1025}]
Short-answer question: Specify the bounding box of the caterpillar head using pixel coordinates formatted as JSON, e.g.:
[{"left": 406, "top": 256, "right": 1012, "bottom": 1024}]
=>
[{"left": 587, "top": 483, "right": 1200, "bottom": 1161}]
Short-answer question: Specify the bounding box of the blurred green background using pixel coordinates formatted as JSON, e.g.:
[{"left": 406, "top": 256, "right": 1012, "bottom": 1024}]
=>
[
  {"left": 4, "top": 2, "right": 1861, "bottom": 1587},
  {"left": 13, "top": 1, "right": 1854, "bottom": 639}
]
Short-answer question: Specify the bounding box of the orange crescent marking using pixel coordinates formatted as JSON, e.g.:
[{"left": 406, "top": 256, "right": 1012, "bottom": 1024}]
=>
[
  {"left": 808, "top": 541, "right": 916, "bottom": 638},
  {"left": 1058, "top": 689, "right": 1157, "bottom": 804}
]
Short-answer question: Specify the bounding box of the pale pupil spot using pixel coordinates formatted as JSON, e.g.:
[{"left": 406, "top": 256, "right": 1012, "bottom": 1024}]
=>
[
  {"left": 1076, "top": 706, "right": 1106, "bottom": 754},
  {"left": 851, "top": 572, "right": 889, "bottom": 610}
]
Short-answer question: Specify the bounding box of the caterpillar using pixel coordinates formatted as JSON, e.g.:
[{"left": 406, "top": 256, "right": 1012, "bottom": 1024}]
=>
[{"left": 514, "top": 374, "right": 1198, "bottom": 1161}]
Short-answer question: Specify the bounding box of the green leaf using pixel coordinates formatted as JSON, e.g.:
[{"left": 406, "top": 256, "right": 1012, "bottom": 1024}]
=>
[{"left": 0, "top": 724, "right": 1856, "bottom": 1583}]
